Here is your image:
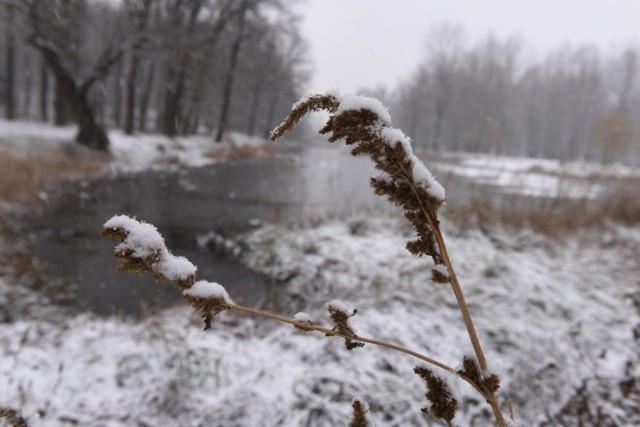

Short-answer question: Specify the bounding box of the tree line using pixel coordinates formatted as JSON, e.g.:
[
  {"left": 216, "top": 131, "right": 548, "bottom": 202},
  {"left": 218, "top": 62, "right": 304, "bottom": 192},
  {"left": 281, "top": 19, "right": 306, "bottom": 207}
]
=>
[
  {"left": 0, "top": 0, "right": 308, "bottom": 150},
  {"left": 387, "top": 25, "right": 640, "bottom": 164}
]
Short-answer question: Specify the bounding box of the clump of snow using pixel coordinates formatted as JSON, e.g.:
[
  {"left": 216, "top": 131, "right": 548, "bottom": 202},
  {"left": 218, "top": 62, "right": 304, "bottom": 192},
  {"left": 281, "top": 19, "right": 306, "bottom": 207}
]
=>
[
  {"left": 381, "top": 127, "right": 412, "bottom": 154},
  {"left": 104, "top": 215, "right": 197, "bottom": 281},
  {"left": 327, "top": 299, "right": 350, "bottom": 313},
  {"left": 335, "top": 94, "right": 393, "bottom": 126},
  {"left": 154, "top": 255, "right": 197, "bottom": 282},
  {"left": 293, "top": 312, "right": 312, "bottom": 323},
  {"left": 378, "top": 126, "right": 446, "bottom": 201},
  {"left": 442, "top": 369, "right": 462, "bottom": 403},
  {"left": 104, "top": 215, "right": 165, "bottom": 259},
  {"left": 432, "top": 264, "right": 450, "bottom": 279},
  {"left": 184, "top": 280, "right": 233, "bottom": 305},
  {"left": 409, "top": 153, "right": 446, "bottom": 201}
]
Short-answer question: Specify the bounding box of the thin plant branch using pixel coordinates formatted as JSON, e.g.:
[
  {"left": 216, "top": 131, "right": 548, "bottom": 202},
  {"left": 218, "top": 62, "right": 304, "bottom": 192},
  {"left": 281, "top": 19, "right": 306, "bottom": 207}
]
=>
[{"left": 103, "top": 90, "right": 513, "bottom": 426}]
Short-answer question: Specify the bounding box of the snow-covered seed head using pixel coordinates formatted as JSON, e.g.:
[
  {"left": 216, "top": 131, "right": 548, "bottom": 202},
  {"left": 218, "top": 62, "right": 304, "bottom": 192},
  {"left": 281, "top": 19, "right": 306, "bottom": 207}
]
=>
[
  {"left": 414, "top": 366, "right": 459, "bottom": 425},
  {"left": 103, "top": 215, "right": 233, "bottom": 330},
  {"left": 431, "top": 264, "right": 451, "bottom": 284},
  {"left": 327, "top": 300, "right": 364, "bottom": 350},
  {"left": 0, "top": 407, "right": 29, "bottom": 427},
  {"left": 271, "top": 92, "right": 446, "bottom": 265},
  {"left": 102, "top": 215, "right": 196, "bottom": 289},
  {"left": 458, "top": 356, "right": 500, "bottom": 396},
  {"left": 183, "top": 281, "right": 234, "bottom": 330},
  {"left": 348, "top": 398, "right": 371, "bottom": 427}
]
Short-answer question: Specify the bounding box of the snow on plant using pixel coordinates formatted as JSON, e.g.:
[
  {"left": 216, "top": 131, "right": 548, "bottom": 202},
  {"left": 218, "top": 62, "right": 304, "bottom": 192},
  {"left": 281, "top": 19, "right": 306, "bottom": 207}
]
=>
[
  {"left": 103, "top": 92, "right": 513, "bottom": 426},
  {"left": 0, "top": 407, "right": 29, "bottom": 427}
]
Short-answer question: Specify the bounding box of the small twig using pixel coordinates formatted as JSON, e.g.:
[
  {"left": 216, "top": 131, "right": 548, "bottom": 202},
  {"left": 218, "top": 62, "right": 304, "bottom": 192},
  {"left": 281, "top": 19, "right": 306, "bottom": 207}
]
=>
[
  {"left": 230, "top": 304, "right": 455, "bottom": 373},
  {"left": 229, "top": 303, "right": 496, "bottom": 401}
]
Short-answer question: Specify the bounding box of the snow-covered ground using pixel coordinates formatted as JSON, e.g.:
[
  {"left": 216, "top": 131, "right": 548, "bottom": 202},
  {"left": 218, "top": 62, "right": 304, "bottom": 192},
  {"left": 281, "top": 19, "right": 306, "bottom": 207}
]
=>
[
  {"left": 432, "top": 152, "right": 640, "bottom": 199},
  {"left": 1, "top": 215, "right": 639, "bottom": 426},
  {"left": 0, "top": 119, "right": 639, "bottom": 426},
  {"left": 0, "top": 119, "right": 268, "bottom": 174}
]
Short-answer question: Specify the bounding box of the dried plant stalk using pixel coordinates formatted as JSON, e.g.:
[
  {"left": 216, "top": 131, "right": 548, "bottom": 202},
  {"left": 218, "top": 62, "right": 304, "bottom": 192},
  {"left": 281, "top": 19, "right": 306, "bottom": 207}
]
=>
[
  {"left": 102, "top": 92, "right": 512, "bottom": 426},
  {"left": 271, "top": 91, "right": 508, "bottom": 426}
]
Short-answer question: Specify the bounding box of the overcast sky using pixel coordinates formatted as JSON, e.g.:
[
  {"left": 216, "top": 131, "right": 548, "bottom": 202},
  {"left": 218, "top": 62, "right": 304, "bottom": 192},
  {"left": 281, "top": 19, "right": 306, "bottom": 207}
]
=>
[{"left": 299, "top": 0, "right": 640, "bottom": 93}]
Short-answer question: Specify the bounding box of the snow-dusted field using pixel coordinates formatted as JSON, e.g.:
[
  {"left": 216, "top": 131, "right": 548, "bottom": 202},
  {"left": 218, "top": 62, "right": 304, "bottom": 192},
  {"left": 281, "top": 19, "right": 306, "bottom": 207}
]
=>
[
  {"left": 0, "top": 119, "right": 639, "bottom": 426},
  {"left": 2, "top": 215, "right": 639, "bottom": 426}
]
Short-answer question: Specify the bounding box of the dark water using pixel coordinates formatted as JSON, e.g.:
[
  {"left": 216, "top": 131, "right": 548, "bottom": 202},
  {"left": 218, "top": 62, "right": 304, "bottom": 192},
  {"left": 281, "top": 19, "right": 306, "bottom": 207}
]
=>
[
  {"left": 29, "top": 143, "right": 626, "bottom": 315},
  {"left": 29, "top": 144, "right": 386, "bottom": 315}
]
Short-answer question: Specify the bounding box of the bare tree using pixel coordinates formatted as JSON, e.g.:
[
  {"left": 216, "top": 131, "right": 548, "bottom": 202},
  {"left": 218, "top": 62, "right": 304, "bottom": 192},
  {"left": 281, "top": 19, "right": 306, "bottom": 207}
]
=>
[
  {"left": 123, "top": 0, "right": 152, "bottom": 135},
  {"left": 424, "top": 24, "right": 466, "bottom": 151},
  {"left": 20, "top": 0, "right": 127, "bottom": 150},
  {"left": 2, "top": 0, "right": 308, "bottom": 149},
  {"left": 215, "top": 4, "right": 249, "bottom": 142},
  {"left": 394, "top": 27, "right": 640, "bottom": 164}
]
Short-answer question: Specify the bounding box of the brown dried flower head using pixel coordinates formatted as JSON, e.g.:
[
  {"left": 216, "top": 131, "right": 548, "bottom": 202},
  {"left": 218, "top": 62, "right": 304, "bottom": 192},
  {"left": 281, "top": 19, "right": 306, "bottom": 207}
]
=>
[
  {"left": 103, "top": 216, "right": 233, "bottom": 329},
  {"left": 327, "top": 300, "right": 364, "bottom": 350},
  {"left": 348, "top": 398, "right": 371, "bottom": 427},
  {"left": 102, "top": 215, "right": 196, "bottom": 289},
  {"left": 0, "top": 407, "right": 29, "bottom": 427},
  {"left": 414, "top": 366, "right": 459, "bottom": 426},
  {"left": 271, "top": 91, "right": 448, "bottom": 271},
  {"left": 458, "top": 356, "right": 501, "bottom": 396}
]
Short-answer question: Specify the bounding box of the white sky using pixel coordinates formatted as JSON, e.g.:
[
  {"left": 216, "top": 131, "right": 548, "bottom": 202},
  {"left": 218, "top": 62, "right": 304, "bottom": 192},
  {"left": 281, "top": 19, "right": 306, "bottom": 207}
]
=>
[{"left": 299, "top": 0, "right": 640, "bottom": 93}]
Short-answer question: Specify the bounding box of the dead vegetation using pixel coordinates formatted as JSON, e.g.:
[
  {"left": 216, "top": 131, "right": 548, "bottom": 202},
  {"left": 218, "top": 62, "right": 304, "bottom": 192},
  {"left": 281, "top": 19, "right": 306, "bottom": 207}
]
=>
[
  {"left": 203, "top": 142, "right": 282, "bottom": 161},
  {"left": 443, "top": 179, "right": 640, "bottom": 237},
  {"left": 0, "top": 150, "right": 105, "bottom": 204}
]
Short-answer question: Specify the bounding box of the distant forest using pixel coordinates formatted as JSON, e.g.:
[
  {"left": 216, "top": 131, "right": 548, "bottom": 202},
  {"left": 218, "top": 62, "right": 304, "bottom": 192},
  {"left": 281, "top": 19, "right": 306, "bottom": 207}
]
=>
[
  {"left": 1, "top": 4, "right": 639, "bottom": 164},
  {"left": 385, "top": 25, "right": 640, "bottom": 164},
  {"left": 0, "top": 0, "right": 308, "bottom": 150}
]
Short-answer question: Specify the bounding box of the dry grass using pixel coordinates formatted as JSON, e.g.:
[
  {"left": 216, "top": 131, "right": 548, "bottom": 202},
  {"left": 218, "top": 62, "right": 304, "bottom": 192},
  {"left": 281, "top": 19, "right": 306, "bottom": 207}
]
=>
[
  {"left": 0, "top": 150, "right": 105, "bottom": 204},
  {"left": 444, "top": 181, "right": 640, "bottom": 236}
]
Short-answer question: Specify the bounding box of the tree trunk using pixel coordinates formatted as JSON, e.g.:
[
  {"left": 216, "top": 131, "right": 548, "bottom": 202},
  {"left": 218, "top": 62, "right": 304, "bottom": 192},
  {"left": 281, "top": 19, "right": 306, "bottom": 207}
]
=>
[
  {"left": 432, "top": 97, "right": 445, "bottom": 151},
  {"left": 123, "top": 0, "right": 151, "bottom": 135},
  {"left": 182, "top": 59, "right": 210, "bottom": 136},
  {"left": 75, "top": 87, "right": 110, "bottom": 150},
  {"left": 4, "top": 5, "right": 16, "bottom": 120},
  {"left": 124, "top": 54, "right": 139, "bottom": 135},
  {"left": 112, "top": 59, "right": 123, "bottom": 127},
  {"left": 263, "top": 82, "right": 282, "bottom": 139},
  {"left": 54, "top": 76, "right": 71, "bottom": 125},
  {"left": 39, "top": 59, "right": 49, "bottom": 122},
  {"left": 215, "top": 11, "right": 247, "bottom": 143},
  {"left": 160, "top": 1, "right": 202, "bottom": 137},
  {"left": 22, "top": 53, "right": 34, "bottom": 118},
  {"left": 138, "top": 60, "right": 155, "bottom": 132},
  {"left": 161, "top": 65, "right": 184, "bottom": 137},
  {"left": 36, "top": 45, "right": 111, "bottom": 150},
  {"left": 247, "top": 81, "right": 263, "bottom": 137}
]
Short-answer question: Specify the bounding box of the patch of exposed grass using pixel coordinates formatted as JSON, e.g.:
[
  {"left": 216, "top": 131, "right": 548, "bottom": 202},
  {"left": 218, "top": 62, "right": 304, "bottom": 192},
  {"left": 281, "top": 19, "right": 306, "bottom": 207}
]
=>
[{"left": 0, "top": 151, "right": 105, "bottom": 204}]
